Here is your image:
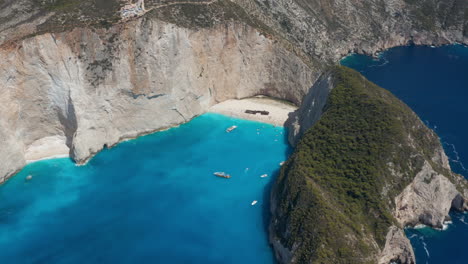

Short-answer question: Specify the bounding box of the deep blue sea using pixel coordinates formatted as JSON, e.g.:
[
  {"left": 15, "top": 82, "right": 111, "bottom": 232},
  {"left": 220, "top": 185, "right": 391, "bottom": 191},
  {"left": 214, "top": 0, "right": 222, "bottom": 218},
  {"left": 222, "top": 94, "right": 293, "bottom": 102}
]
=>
[
  {"left": 0, "top": 113, "right": 290, "bottom": 264},
  {"left": 342, "top": 44, "right": 468, "bottom": 264}
]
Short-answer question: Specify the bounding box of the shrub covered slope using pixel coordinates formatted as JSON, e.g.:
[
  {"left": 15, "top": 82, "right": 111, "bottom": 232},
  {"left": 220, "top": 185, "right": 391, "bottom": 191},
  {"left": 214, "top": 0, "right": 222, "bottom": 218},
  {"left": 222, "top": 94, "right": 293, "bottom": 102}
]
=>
[{"left": 271, "top": 66, "right": 458, "bottom": 263}]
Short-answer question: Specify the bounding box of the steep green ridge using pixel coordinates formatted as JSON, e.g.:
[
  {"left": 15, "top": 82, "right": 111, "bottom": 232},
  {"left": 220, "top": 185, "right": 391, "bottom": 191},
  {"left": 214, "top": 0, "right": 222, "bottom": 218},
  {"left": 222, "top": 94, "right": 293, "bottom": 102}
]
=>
[{"left": 271, "top": 66, "right": 451, "bottom": 263}]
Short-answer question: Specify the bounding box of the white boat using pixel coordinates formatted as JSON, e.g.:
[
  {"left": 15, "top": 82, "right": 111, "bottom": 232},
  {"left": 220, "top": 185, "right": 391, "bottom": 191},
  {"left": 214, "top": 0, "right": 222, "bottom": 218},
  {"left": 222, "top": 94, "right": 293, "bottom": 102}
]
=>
[
  {"left": 214, "top": 172, "right": 231, "bottom": 179},
  {"left": 226, "top": 125, "right": 237, "bottom": 133},
  {"left": 251, "top": 200, "right": 258, "bottom": 205},
  {"left": 279, "top": 161, "right": 285, "bottom": 166},
  {"left": 260, "top": 174, "right": 268, "bottom": 178},
  {"left": 26, "top": 175, "right": 32, "bottom": 181}
]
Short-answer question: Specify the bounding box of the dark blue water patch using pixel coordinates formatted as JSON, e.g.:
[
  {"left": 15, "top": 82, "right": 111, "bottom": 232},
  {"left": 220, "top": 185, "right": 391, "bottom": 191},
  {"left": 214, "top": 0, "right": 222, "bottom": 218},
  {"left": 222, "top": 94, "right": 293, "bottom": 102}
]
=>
[
  {"left": 342, "top": 44, "right": 468, "bottom": 264},
  {"left": 405, "top": 211, "right": 468, "bottom": 264},
  {"left": 0, "top": 113, "right": 291, "bottom": 264}
]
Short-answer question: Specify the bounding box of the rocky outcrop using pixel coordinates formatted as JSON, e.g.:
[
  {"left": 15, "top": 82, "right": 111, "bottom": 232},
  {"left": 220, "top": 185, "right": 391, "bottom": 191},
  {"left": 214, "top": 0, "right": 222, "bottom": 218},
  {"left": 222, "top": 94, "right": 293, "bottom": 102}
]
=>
[
  {"left": 395, "top": 161, "right": 460, "bottom": 228},
  {"left": 378, "top": 226, "right": 415, "bottom": 264},
  {"left": 272, "top": 66, "right": 468, "bottom": 264},
  {"left": 286, "top": 70, "right": 334, "bottom": 145},
  {"left": 0, "top": 1, "right": 467, "bottom": 262},
  {"left": 1, "top": 0, "right": 467, "bottom": 183},
  {"left": 233, "top": 0, "right": 467, "bottom": 61}
]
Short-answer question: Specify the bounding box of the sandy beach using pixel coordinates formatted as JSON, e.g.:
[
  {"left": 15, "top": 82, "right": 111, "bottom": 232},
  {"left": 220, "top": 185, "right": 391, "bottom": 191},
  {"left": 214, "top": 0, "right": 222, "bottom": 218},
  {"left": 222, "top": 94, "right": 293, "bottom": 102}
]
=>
[
  {"left": 25, "top": 135, "right": 70, "bottom": 164},
  {"left": 22, "top": 97, "right": 296, "bottom": 164},
  {"left": 209, "top": 96, "right": 298, "bottom": 126}
]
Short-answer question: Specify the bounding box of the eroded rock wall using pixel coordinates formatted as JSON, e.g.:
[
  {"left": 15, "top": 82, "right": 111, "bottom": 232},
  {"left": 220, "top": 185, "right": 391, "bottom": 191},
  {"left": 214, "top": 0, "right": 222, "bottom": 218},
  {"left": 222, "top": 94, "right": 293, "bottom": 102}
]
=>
[{"left": 0, "top": 19, "right": 314, "bottom": 182}]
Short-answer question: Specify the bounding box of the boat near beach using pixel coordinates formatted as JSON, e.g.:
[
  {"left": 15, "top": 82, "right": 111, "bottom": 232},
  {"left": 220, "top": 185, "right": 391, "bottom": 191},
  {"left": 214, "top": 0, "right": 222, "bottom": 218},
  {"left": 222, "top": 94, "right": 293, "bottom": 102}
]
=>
[
  {"left": 260, "top": 174, "right": 268, "bottom": 178},
  {"left": 214, "top": 172, "right": 231, "bottom": 179},
  {"left": 226, "top": 125, "right": 237, "bottom": 133}
]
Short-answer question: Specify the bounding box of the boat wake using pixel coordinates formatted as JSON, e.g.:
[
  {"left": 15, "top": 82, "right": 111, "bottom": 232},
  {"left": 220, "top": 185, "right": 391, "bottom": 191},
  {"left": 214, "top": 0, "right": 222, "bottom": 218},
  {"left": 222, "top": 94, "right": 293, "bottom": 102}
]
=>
[
  {"left": 442, "top": 142, "right": 467, "bottom": 172},
  {"left": 420, "top": 237, "right": 430, "bottom": 262},
  {"left": 369, "top": 55, "right": 389, "bottom": 68}
]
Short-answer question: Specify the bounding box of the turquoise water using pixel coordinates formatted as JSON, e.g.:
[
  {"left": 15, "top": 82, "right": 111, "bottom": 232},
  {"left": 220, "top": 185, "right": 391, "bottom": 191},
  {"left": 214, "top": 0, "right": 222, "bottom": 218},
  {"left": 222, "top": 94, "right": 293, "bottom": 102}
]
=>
[
  {"left": 342, "top": 44, "right": 468, "bottom": 264},
  {"left": 0, "top": 113, "right": 290, "bottom": 263}
]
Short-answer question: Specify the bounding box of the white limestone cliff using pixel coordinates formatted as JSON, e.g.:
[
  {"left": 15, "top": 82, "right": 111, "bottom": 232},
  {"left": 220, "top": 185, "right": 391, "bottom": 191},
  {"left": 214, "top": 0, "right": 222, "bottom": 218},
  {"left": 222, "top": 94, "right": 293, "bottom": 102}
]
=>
[{"left": 0, "top": 20, "right": 314, "bottom": 183}]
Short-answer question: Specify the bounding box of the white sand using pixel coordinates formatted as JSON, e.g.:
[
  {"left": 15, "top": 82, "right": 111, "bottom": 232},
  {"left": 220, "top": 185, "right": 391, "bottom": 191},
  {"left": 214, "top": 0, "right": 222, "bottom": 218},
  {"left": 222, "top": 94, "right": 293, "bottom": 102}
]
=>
[
  {"left": 22, "top": 98, "right": 295, "bottom": 164},
  {"left": 209, "top": 96, "right": 298, "bottom": 126},
  {"left": 25, "top": 135, "right": 70, "bottom": 164}
]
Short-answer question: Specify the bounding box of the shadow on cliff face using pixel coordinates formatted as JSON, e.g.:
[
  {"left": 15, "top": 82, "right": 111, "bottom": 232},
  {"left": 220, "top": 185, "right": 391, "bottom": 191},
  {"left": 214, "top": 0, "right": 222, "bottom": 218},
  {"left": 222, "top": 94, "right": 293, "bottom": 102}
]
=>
[
  {"left": 284, "top": 110, "right": 298, "bottom": 146},
  {"left": 261, "top": 167, "right": 281, "bottom": 251},
  {"left": 261, "top": 129, "right": 293, "bottom": 256},
  {"left": 57, "top": 95, "right": 78, "bottom": 157}
]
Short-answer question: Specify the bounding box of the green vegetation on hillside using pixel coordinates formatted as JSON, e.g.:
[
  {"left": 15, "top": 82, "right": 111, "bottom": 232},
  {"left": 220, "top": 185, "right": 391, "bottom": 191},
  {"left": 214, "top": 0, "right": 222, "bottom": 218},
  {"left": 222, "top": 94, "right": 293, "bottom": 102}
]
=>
[
  {"left": 33, "top": 0, "right": 122, "bottom": 33},
  {"left": 272, "top": 66, "right": 444, "bottom": 263}
]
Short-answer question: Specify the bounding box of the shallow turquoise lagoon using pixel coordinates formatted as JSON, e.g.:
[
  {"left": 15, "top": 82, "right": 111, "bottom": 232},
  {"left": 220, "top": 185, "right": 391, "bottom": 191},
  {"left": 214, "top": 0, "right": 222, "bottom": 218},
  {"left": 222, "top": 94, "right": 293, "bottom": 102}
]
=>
[
  {"left": 0, "top": 113, "right": 290, "bottom": 264},
  {"left": 342, "top": 44, "right": 468, "bottom": 264}
]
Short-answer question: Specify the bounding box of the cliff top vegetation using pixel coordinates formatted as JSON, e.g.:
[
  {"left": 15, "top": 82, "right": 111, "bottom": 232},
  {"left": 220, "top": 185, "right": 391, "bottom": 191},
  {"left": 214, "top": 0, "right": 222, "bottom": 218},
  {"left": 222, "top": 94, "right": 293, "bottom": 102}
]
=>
[{"left": 272, "top": 66, "right": 453, "bottom": 263}]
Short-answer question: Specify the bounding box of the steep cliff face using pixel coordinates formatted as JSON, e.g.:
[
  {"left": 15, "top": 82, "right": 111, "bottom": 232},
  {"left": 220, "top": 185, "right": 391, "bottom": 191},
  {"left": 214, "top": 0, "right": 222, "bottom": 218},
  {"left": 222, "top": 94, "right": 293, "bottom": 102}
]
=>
[
  {"left": 1, "top": 0, "right": 467, "bottom": 183},
  {"left": 0, "top": 18, "right": 314, "bottom": 183},
  {"left": 234, "top": 0, "right": 467, "bottom": 61},
  {"left": 271, "top": 66, "right": 468, "bottom": 264},
  {"left": 1, "top": 1, "right": 467, "bottom": 262}
]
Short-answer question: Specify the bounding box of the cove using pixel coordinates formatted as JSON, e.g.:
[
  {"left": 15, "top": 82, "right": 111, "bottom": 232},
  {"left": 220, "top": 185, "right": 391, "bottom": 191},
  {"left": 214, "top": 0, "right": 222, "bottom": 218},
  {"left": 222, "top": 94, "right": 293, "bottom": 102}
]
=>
[
  {"left": 0, "top": 113, "right": 290, "bottom": 263},
  {"left": 342, "top": 44, "right": 468, "bottom": 264}
]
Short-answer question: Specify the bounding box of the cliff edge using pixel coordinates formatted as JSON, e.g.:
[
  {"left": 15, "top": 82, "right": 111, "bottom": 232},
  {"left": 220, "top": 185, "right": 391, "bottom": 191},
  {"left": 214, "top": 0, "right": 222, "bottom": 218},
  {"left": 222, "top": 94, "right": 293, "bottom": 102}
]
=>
[
  {"left": 271, "top": 66, "right": 468, "bottom": 263},
  {"left": 0, "top": 0, "right": 467, "bottom": 183}
]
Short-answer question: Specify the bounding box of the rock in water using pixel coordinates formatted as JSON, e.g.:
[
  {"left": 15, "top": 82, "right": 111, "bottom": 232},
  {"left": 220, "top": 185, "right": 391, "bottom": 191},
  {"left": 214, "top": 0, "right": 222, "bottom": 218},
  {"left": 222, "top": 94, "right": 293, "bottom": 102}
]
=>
[{"left": 270, "top": 66, "right": 468, "bottom": 264}]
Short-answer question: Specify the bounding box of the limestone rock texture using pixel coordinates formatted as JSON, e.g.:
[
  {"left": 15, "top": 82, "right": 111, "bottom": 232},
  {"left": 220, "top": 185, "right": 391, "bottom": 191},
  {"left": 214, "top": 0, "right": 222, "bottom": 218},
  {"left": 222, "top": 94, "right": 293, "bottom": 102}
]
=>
[
  {"left": 378, "top": 226, "right": 415, "bottom": 264},
  {"left": 0, "top": 0, "right": 466, "bottom": 183},
  {"left": 0, "top": 19, "right": 313, "bottom": 183},
  {"left": 0, "top": 0, "right": 467, "bottom": 263},
  {"left": 233, "top": 0, "right": 467, "bottom": 61}
]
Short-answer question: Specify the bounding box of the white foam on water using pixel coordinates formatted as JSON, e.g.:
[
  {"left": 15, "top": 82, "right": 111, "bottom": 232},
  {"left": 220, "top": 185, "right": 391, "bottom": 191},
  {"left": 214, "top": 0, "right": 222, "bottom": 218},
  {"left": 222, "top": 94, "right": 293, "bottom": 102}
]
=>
[
  {"left": 442, "top": 220, "right": 452, "bottom": 230},
  {"left": 415, "top": 224, "right": 427, "bottom": 229},
  {"left": 443, "top": 141, "right": 467, "bottom": 172},
  {"left": 421, "top": 238, "right": 430, "bottom": 259},
  {"left": 460, "top": 215, "right": 468, "bottom": 225},
  {"left": 369, "top": 56, "right": 389, "bottom": 68}
]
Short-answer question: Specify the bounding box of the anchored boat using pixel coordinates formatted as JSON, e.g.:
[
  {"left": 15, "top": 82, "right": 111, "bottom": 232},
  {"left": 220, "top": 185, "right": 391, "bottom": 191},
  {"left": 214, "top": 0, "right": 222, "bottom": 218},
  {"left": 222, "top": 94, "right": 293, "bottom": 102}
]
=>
[
  {"left": 226, "top": 125, "right": 237, "bottom": 133},
  {"left": 214, "top": 172, "right": 231, "bottom": 179}
]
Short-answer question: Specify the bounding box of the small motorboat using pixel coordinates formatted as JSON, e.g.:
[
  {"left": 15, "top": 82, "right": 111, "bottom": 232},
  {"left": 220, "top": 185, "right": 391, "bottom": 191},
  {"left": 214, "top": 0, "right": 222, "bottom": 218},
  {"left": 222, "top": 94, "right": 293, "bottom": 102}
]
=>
[
  {"left": 214, "top": 172, "right": 231, "bottom": 179},
  {"left": 226, "top": 125, "right": 237, "bottom": 133},
  {"left": 26, "top": 175, "right": 32, "bottom": 181},
  {"left": 279, "top": 161, "right": 285, "bottom": 166},
  {"left": 251, "top": 200, "right": 258, "bottom": 206},
  {"left": 260, "top": 174, "right": 268, "bottom": 178}
]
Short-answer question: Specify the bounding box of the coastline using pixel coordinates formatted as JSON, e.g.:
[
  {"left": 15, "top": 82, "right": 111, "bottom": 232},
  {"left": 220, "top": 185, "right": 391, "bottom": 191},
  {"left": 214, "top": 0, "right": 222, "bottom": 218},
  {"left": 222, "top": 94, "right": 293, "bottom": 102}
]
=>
[
  {"left": 26, "top": 154, "right": 70, "bottom": 164},
  {"left": 6, "top": 96, "right": 296, "bottom": 179},
  {"left": 24, "top": 135, "right": 71, "bottom": 164}
]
